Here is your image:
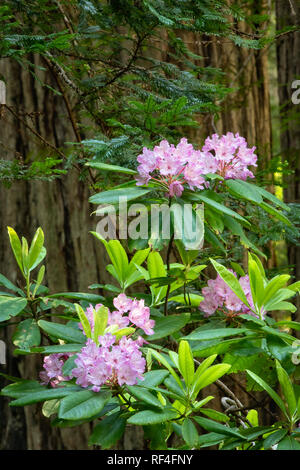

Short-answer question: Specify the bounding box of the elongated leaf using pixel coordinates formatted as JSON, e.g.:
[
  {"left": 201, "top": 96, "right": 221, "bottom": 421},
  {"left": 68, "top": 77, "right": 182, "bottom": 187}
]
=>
[
  {"left": 192, "top": 364, "right": 231, "bottom": 396},
  {"left": 259, "top": 201, "right": 292, "bottom": 226},
  {"left": 183, "top": 327, "right": 247, "bottom": 341},
  {"left": 263, "top": 429, "right": 288, "bottom": 449},
  {"left": 58, "top": 390, "right": 111, "bottom": 420},
  {"left": 146, "top": 313, "right": 190, "bottom": 341},
  {"left": 38, "top": 320, "right": 85, "bottom": 344},
  {"left": 246, "top": 370, "right": 288, "bottom": 418},
  {"left": 127, "top": 407, "right": 178, "bottom": 425},
  {"left": 89, "top": 412, "right": 126, "bottom": 448},
  {"left": 28, "top": 228, "right": 44, "bottom": 271},
  {"left": 193, "top": 416, "right": 247, "bottom": 440},
  {"left": 192, "top": 194, "right": 250, "bottom": 227},
  {"left": 275, "top": 360, "right": 297, "bottom": 418},
  {"left": 127, "top": 385, "right": 163, "bottom": 409},
  {"left": 12, "top": 319, "right": 41, "bottom": 349},
  {"left": 7, "top": 227, "right": 23, "bottom": 274},
  {"left": 9, "top": 386, "right": 82, "bottom": 406},
  {"left": 0, "top": 296, "right": 27, "bottom": 322},
  {"left": 75, "top": 304, "right": 92, "bottom": 339},
  {"left": 86, "top": 161, "right": 137, "bottom": 175},
  {"left": 182, "top": 418, "right": 199, "bottom": 447},
  {"left": 137, "top": 370, "right": 169, "bottom": 388},
  {"left": 225, "top": 179, "right": 263, "bottom": 204},
  {"left": 149, "top": 349, "right": 183, "bottom": 389},
  {"left": 89, "top": 187, "right": 152, "bottom": 205},
  {"left": 210, "top": 259, "right": 251, "bottom": 309},
  {"left": 93, "top": 305, "right": 109, "bottom": 343},
  {"left": 178, "top": 340, "right": 194, "bottom": 387}
]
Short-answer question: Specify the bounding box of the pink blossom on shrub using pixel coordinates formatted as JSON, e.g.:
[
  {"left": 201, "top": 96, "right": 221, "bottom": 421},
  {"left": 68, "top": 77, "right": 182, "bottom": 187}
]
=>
[
  {"left": 71, "top": 334, "right": 146, "bottom": 391},
  {"left": 39, "top": 353, "right": 71, "bottom": 387},
  {"left": 135, "top": 133, "right": 257, "bottom": 196},
  {"left": 200, "top": 272, "right": 264, "bottom": 318},
  {"left": 79, "top": 294, "right": 155, "bottom": 336}
]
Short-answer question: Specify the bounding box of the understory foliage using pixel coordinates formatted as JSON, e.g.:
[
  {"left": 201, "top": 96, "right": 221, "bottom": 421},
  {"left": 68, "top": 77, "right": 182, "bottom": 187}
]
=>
[
  {"left": 1, "top": 0, "right": 300, "bottom": 452},
  {"left": 1, "top": 131, "right": 300, "bottom": 450}
]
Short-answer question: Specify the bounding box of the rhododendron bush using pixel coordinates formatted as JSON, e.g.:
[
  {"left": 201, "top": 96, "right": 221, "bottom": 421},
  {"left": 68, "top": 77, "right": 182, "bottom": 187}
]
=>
[{"left": 1, "top": 133, "right": 300, "bottom": 451}]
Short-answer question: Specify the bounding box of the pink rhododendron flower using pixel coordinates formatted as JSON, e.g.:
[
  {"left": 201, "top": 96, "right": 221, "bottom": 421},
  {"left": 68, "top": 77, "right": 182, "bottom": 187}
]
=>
[
  {"left": 39, "top": 353, "right": 72, "bottom": 387},
  {"left": 200, "top": 272, "right": 264, "bottom": 319},
  {"left": 71, "top": 335, "right": 146, "bottom": 391},
  {"left": 79, "top": 294, "right": 155, "bottom": 337},
  {"left": 40, "top": 294, "right": 155, "bottom": 392},
  {"left": 135, "top": 133, "right": 257, "bottom": 196}
]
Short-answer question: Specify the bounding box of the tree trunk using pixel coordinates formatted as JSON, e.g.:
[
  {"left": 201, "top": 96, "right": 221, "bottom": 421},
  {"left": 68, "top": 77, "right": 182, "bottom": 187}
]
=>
[
  {"left": 0, "top": 56, "right": 112, "bottom": 449},
  {"left": 276, "top": 0, "right": 300, "bottom": 323}
]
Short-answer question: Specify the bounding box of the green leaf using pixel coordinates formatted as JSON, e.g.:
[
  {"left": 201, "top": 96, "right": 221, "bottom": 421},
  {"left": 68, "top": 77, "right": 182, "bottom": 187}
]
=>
[
  {"left": 169, "top": 294, "right": 204, "bottom": 307},
  {"left": 254, "top": 185, "right": 290, "bottom": 211},
  {"left": 86, "top": 161, "right": 137, "bottom": 175},
  {"left": 183, "top": 327, "right": 247, "bottom": 341},
  {"left": 0, "top": 274, "right": 23, "bottom": 295},
  {"left": 178, "top": 340, "right": 194, "bottom": 387},
  {"left": 182, "top": 418, "right": 199, "bottom": 447},
  {"left": 262, "top": 275, "right": 291, "bottom": 308},
  {"left": 191, "top": 193, "right": 250, "bottom": 227},
  {"left": 210, "top": 259, "right": 251, "bottom": 309},
  {"left": 146, "top": 313, "right": 190, "bottom": 340},
  {"left": 58, "top": 390, "right": 111, "bottom": 420},
  {"left": 263, "top": 429, "right": 288, "bottom": 449},
  {"left": 93, "top": 305, "right": 109, "bottom": 343},
  {"left": 259, "top": 201, "right": 292, "bottom": 226},
  {"left": 149, "top": 349, "right": 183, "bottom": 389},
  {"left": 275, "top": 360, "right": 297, "bottom": 418},
  {"left": 9, "top": 386, "right": 81, "bottom": 406},
  {"left": 193, "top": 416, "right": 247, "bottom": 440},
  {"left": 12, "top": 319, "right": 41, "bottom": 349},
  {"left": 137, "top": 370, "right": 169, "bottom": 388},
  {"left": 89, "top": 187, "right": 152, "bottom": 205},
  {"left": 28, "top": 227, "right": 44, "bottom": 271},
  {"left": 89, "top": 412, "right": 126, "bottom": 448},
  {"left": 127, "top": 408, "right": 178, "bottom": 425},
  {"left": 75, "top": 304, "right": 92, "bottom": 339},
  {"left": 127, "top": 385, "right": 164, "bottom": 409},
  {"left": 1, "top": 380, "right": 45, "bottom": 398},
  {"left": 0, "top": 296, "right": 27, "bottom": 322},
  {"left": 246, "top": 370, "right": 288, "bottom": 418},
  {"left": 192, "top": 364, "right": 231, "bottom": 396},
  {"left": 7, "top": 226, "right": 24, "bottom": 274},
  {"left": 38, "top": 320, "right": 85, "bottom": 343},
  {"left": 225, "top": 179, "right": 263, "bottom": 204},
  {"left": 147, "top": 251, "right": 167, "bottom": 305},
  {"left": 199, "top": 408, "right": 230, "bottom": 423},
  {"left": 277, "top": 436, "right": 300, "bottom": 450}
]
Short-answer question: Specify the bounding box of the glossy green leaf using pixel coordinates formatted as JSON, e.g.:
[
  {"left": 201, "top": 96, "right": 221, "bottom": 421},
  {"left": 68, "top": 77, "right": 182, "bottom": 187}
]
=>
[
  {"left": 89, "top": 412, "right": 126, "bottom": 448},
  {"left": 0, "top": 296, "right": 27, "bottom": 322},
  {"left": 58, "top": 390, "right": 111, "bottom": 420},
  {"left": 178, "top": 340, "right": 194, "bottom": 387},
  {"left": 12, "top": 319, "right": 41, "bottom": 349}
]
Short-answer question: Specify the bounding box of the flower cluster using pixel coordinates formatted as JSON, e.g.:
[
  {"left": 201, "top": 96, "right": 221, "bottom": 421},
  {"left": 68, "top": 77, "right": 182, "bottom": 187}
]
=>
[
  {"left": 200, "top": 272, "right": 263, "bottom": 318},
  {"left": 202, "top": 132, "right": 257, "bottom": 180},
  {"left": 40, "top": 353, "right": 71, "bottom": 387},
  {"left": 82, "top": 293, "right": 155, "bottom": 336},
  {"left": 71, "top": 334, "right": 146, "bottom": 392},
  {"left": 40, "top": 294, "right": 154, "bottom": 392},
  {"left": 135, "top": 133, "right": 257, "bottom": 197}
]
